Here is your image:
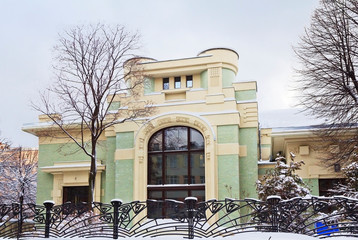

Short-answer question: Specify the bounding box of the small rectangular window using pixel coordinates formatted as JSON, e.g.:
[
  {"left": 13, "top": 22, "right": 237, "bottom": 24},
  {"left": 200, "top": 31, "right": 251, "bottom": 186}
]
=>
[
  {"left": 163, "top": 78, "right": 169, "bottom": 90},
  {"left": 186, "top": 75, "right": 193, "bottom": 88},
  {"left": 174, "top": 76, "right": 181, "bottom": 89}
]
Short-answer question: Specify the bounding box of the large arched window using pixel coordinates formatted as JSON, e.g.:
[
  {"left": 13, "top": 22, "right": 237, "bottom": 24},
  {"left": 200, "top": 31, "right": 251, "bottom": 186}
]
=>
[{"left": 148, "top": 126, "right": 205, "bottom": 202}]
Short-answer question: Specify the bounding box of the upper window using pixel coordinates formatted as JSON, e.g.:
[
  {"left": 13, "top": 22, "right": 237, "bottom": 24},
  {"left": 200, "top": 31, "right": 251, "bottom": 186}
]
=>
[
  {"left": 163, "top": 78, "right": 169, "bottom": 90},
  {"left": 186, "top": 75, "right": 193, "bottom": 88},
  {"left": 174, "top": 76, "right": 181, "bottom": 89}
]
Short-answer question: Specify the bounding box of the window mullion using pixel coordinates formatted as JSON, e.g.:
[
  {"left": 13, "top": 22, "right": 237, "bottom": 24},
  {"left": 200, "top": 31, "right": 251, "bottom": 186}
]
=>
[
  {"left": 187, "top": 127, "right": 191, "bottom": 185},
  {"left": 162, "top": 129, "right": 165, "bottom": 185}
]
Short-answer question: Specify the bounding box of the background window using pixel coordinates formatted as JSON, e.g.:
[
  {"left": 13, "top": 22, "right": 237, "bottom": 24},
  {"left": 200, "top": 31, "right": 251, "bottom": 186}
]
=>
[
  {"left": 319, "top": 178, "right": 345, "bottom": 196},
  {"left": 63, "top": 186, "right": 88, "bottom": 204},
  {"left": 163, "top": 78, "right": 169, "bottom": 90},
  {"left": 174, "top": 76, "right": 181, "bottom": 89},
  {"left": 186, "top": 75, "right": 193, "bottom": 88}
]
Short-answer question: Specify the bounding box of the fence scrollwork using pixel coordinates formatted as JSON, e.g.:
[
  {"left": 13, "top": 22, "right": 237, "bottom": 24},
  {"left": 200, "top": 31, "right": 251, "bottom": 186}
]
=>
[{"left": 1, "top": 196, "right": 358, "bottom": 239}]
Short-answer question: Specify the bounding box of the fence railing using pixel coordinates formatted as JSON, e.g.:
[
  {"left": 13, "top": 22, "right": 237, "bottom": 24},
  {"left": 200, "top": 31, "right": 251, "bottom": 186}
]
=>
[{"left": 1, "top": 195, "right": 358, "bottom": 239}]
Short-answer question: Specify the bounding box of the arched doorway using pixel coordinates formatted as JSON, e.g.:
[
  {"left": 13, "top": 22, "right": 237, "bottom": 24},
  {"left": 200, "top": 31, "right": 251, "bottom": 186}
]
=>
[{"left": 147, "top": 126, "right": 205, "bottom": 202}]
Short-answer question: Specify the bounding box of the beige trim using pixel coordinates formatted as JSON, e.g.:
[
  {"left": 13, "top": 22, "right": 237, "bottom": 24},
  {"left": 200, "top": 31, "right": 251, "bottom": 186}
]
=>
[
  {"left": 41, "top": 161, "right": 105, "bottom": 204},
  {"left": 217, "top": 143, "right": 239, "bottom": 155},
  {"left": 133, "top": 113, "right": 217, "bottom": 202},
  {"left": 115, "top": 148, "right": 135, "bottom": 160}
]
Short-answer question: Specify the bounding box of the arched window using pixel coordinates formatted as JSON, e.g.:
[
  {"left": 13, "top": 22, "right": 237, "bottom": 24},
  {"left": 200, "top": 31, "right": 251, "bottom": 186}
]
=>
[{"left": 148, "top": 126, "right": 205, "bottom": 202}]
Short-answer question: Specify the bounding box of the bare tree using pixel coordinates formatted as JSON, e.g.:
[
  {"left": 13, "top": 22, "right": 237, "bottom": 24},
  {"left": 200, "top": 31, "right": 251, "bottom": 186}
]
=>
[
  {"left": 33, "top": 24, "right": 153, "bottom": 203},
  {"left": 295, "top": 0, "right": 358, "bottom": 167},
  {"left": 0, "top": 147, "right": 38, "bottom": 204}
]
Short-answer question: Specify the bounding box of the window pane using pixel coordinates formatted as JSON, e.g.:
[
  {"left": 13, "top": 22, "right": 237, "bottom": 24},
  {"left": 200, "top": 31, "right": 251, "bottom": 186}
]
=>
[
  {"left": 148, "top": 154, "right": 162, "bottom": 185},
  {"left": 186, "top": 75, "right": 193, "bottom": 88},
  {"left": 164, "top": 127, "right": 188, "bottom": 150},
  {"left": 166, "top": 190, "right": 188, "bottom": 200},
  {"left": 148, "top": 191, "right": 162, "bottom": 199},
  {"left": 191, "top": 190, "right": 205, "bottom": 202},
  {"left": 190, "top": 153, "right": 205, "bottom": 184},
  {"left": 148, "top": 131, "right": 162, "bottom": 152},
  {"left": 190, "top": 128, "right": 204, "bottom": 150},
  {"left": 174, "top": 76, "right": 181, "bottom": 89},
  {"left": 163, "top": 78, "right": 169, "bottom": 90},
  {"left": 165, "top": 153, "right": 188, "bottom": 184}
]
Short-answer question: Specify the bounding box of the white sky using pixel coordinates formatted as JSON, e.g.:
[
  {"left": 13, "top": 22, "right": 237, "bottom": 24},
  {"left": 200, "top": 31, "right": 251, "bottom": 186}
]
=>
[{"left": 0, "top": 0, "right": 319, "bottom": 147}]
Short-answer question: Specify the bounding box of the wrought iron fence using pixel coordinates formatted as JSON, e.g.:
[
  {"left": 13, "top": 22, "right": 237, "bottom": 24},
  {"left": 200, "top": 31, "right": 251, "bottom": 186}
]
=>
[{"left": 1, "top": 196, "right": 358, "bottom": 239}]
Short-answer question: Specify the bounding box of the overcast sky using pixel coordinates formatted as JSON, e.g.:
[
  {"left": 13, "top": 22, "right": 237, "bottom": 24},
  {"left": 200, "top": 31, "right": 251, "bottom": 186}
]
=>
[{"left": 0, "top": 0, "right": 319, "bottom": 147}]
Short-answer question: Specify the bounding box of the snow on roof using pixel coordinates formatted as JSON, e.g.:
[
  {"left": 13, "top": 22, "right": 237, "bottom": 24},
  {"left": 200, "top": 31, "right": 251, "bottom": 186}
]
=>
[{"left": 259, "top": 108, "right": 325, "bottom": 132}]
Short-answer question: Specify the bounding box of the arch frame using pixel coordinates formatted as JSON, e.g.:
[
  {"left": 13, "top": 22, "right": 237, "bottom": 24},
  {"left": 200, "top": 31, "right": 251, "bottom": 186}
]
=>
[{"left": 133, "top": 112, "right": 217, "bottom": 201}]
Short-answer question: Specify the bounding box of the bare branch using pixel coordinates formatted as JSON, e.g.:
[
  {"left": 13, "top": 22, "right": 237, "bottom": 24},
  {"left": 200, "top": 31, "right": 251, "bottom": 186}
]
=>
[
  {"left": 33, "top": 24, "right": 152, "bottom": 203},
  {"left": 294, "top": 0, "right": 358, "bottom": 167}
]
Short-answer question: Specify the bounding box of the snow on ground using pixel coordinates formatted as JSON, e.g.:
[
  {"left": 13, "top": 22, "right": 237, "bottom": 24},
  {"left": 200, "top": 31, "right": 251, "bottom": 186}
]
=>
[{"left": 2, "top": 233, "right": 357, "bottom": 240}]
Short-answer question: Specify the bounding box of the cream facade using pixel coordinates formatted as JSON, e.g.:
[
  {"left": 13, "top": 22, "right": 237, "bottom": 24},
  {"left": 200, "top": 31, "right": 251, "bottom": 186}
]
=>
[
  {"left": 23, "top": 48, "right": 342, "bottom": 204},
  {"left": 259, "top": 126, "right": 344, "bottom": 196}
]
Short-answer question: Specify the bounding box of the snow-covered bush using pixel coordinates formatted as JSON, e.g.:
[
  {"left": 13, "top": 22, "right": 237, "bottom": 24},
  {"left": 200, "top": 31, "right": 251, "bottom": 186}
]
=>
[
  {"left": 329, "top": 162, "right": 358, "bottom": 198},
  {"left": 256, "top": 153, "right": 310, "bottom": 200}
]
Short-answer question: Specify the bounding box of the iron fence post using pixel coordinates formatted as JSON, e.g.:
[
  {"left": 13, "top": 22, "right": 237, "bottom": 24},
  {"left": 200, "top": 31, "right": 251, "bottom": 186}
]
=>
[
  {"left": 13, "top": 201, "right": 22, "bottom": 240},
  {"left": 267, "top": 195, "right": 281, "bottom": 232},
  {"left": 43, "top": 200, "right": 54, "bottom": 238},
  {"left": 185, "top": 197, "right": 197, "bottom": 239},
  {"left": 111, "top": 199, "right": 122, "bottom": 239}
]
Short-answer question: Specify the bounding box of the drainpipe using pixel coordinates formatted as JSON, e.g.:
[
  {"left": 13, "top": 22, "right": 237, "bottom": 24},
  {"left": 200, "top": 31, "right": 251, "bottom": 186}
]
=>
[{"left": 258, "top": 123, "right": 262, "bottom": 161}]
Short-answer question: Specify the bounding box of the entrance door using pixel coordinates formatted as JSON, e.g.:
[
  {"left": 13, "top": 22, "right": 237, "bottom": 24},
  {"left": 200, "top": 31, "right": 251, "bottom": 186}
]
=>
[{"left": 63, "top": 186, "right": 88, "bottom": 204}]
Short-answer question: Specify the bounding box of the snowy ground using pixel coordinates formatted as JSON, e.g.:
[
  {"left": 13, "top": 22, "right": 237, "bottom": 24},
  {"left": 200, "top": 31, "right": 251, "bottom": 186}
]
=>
[{"left": 2, "top": 233, "right": 357, "bottom": 240}]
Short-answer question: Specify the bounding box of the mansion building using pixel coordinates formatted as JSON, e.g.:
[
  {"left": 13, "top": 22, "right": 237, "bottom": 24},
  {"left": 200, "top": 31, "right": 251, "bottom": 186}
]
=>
[{"left": 23, "top": 48, "right": 342, "bottom": 204}]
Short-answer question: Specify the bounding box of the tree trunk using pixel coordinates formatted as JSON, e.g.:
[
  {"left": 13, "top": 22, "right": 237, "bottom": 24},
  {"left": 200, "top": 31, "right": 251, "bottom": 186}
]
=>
[{"left": 88, "top": 144, "right": 97, "bottom": 205}]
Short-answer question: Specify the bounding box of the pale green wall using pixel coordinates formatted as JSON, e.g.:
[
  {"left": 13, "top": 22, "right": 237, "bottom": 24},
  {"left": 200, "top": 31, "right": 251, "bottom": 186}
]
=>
[
  {"left": 116, "top": 132, "right": 134, "bottom": 149},
  {"left": 36, "top": 141, "right": 107, "bottom": 204},
  {"left": 37, "top": 144, "right": 55, "bottom": 203},
  {"left": 235, "top": 90, "right": 257, "bottom": 101},
  {"left": 217, "top": 125, "right": 239, "bottom": 144},
  {"left": 217, "top": 125, "right": 240, "bottom": 199},
  {"left": 258, "top": 167, "right": 273, "bottom": 176},
  {"left": 239, "top": 128, "right": 258, "bottom": 199},
  {"left": 303, "top": 178, "right": 319, "bottom": 196},
  {"left": 114, "top": 131, "right": 135, "bottom": 202},
  {"left": 103, "top": 137, "right": 116, "bottom": 203},
  {"left": 222, "top": 68, "right": 236, "bottom": 88},
  {"left": 218, "top": 155, "right": 240, "bottom": 199},
  {"left": 200, "top": 70, "right": 208, "bottom": 89},
  {"left": 144, "top": 77, "right": 155, "bottom": 94},
  {"left": 115, "top": 159, "right": 134, "bottom": 202}
]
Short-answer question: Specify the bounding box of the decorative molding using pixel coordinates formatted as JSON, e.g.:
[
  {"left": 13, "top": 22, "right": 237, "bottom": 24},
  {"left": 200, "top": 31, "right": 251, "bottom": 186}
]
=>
[
  {"left": 138, "top": 138, "right": 145, "bottom": 150},
  {"left": 194, "top": 120, "right": 207, "bottom": 133},
  {"left": 176, "top": 116, "right": 190, "bottom": 124},
  {"left": 158, "top": 117, "right": 172, "bottom": 126},
  {"left": 144, "top": 123, "right": 155, "bottom": 135},
  {"left": 205, "top": 135, "right": 211, "bottom": 146}
]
